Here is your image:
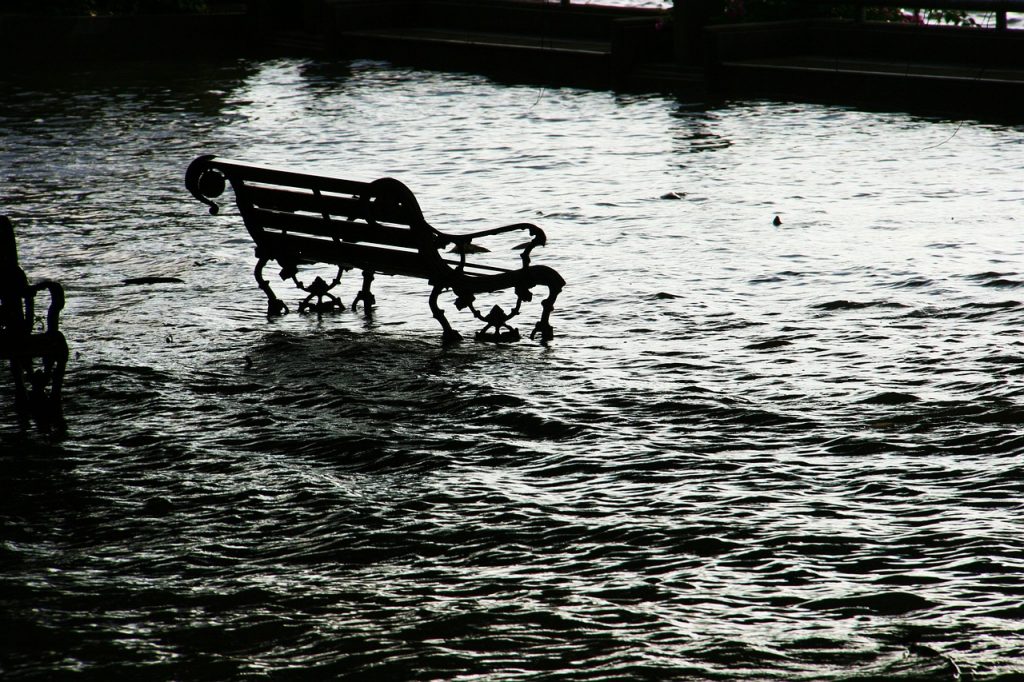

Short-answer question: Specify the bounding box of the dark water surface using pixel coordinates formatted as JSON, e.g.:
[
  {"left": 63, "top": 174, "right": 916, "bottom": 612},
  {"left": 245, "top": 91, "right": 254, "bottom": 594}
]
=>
[{"left": 2, "top": 58, "right": 1022, "bottom": 680}]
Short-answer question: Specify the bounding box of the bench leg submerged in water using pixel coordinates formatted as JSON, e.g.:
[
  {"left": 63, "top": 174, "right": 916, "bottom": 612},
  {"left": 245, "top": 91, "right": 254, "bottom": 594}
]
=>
[
  {"left": 531, "top": 290, "right": 561, "bottom": 344},
  {"left": 297, "top": 274, "right": 345, "bottom": 315},
  {"left": 449, "top": 272, "right": 564, "bottom": 345},
  {"left": 351, "top": 270, "right": 376, "bottom": 313},
  {"left": 9, "top": 346, "right": 68, "bottom": 431},
  {"left": 251, "top": 259, "right": 563, "bottom": 345},
  {"left": 254, "top": 258, "right": 289, "bottom": 317},
  {"left": 430, "top": 284, "right": 464, "bottom": 345}
]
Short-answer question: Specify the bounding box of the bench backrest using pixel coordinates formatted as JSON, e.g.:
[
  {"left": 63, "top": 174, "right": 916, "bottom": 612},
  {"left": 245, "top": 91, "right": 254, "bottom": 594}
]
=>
[
  {"left": 185, "top": 155, "right": 448, "bottom": 279},
  {"left": 1, "top": 216, "right": 32, "bottom": 336}
]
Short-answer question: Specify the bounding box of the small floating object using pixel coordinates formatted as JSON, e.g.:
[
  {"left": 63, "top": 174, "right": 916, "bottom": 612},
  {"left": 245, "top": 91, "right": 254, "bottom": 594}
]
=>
[
  {"left": 122, "top": 276, "right": 185, "bottom": 286},
  {"left": 773, "top": 215, "right": 782, "bottom": 226},
  {"left": 660, "top": 191, "right": 686, "bottom": 200}
]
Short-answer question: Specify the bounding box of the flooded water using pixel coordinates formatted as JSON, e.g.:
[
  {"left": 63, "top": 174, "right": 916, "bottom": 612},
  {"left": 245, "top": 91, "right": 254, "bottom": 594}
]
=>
[{"left": 2, "top": 56, "right": 1023, "bottom": 680}]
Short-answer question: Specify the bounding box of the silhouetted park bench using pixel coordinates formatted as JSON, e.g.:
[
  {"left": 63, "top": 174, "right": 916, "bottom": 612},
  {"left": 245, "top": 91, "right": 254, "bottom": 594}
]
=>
[
  {"left": 185, "top": 156, "right": 565, "bottom": 343},
  {"left": 0, "top": 217, "right": 68, "bottom": 429}
]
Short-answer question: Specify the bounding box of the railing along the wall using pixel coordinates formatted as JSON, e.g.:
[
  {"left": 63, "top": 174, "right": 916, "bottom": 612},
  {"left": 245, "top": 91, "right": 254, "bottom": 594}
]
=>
[{"left": 807, "top": 0, "right": 1024, "bottom": 29}]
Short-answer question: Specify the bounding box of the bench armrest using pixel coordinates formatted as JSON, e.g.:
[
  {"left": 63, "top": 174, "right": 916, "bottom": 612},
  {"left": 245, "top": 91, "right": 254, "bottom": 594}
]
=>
[
  {"left": 27, "top": 280, "right": 65, "bottom": 334},
  {"left": 437, "top": 222, "right": 547, "bottom": 268}
]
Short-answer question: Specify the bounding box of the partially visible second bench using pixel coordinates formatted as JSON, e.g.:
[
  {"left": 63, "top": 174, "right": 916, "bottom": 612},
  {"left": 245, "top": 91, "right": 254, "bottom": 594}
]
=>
[
  {"left": 185, "top": 155, "right": 565, "bottom": 343},
  {"left": 0, "top": 216, "right": 68, "bottom": 430}
]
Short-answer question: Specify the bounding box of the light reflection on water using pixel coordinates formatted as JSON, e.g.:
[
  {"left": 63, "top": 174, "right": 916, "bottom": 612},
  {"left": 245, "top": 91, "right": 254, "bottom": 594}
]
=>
[{"left": 1, "top": 57, "right": 1023, "bottom": 679}]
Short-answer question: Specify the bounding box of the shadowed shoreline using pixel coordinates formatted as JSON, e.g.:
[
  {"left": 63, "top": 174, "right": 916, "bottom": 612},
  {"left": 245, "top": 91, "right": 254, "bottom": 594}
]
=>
[{"left": 4, "top": 0, "right": 1024, "bottom": 120}]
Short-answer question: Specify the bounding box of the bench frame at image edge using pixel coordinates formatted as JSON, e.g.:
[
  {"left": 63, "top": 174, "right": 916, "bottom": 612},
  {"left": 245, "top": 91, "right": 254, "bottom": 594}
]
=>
[{"left": 0, "top": 216, "right": 68, "bottom": 430}]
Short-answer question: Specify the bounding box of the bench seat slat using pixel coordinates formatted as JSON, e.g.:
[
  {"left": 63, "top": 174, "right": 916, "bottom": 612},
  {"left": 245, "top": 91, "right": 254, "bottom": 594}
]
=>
[
  {"left": 215, "top": 160, "right": 370, "bottom": 197},
  {"left": 244, "top": 186, "right": 366, "bottom": 220},
  {"left": 260, "top": 231, "right": 514, "bottom": 280},
  {"left": 241, "top": 186, "right": 420, "bottom": 233},
  {"left": 262, "top": 232, "right": 430, "bottom": 278},
  {"left": 249, "top": 207, "right": 421, "bottom": 250}
]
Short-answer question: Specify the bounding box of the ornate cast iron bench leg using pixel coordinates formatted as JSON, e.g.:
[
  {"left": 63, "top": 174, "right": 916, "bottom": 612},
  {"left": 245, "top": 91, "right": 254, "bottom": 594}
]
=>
[
  {"left": 46, "top": 348, "right": 67, "bottom": 428},
  {"left": 475, "top": 304, "right": 522, "bottom": 343},
  {"left": 429, "top": 284, "right": 463, "bottom": 345},
  {"left": 8, "top": 360, "right": 30, "bottom": 428},
  {"left": 459, "top": 291, "right": 524, "bottom": 344},
  {"left": 26, "top": 341, "right": 67, "bottom": 430},
  {"left": 4, "top": 331, "right": 67, "bottom": 431},
  {"left": 352, "top": 270, "right": 376, "bottom": 314},
  {"left": 296, "top": 270, "right": 345, "bottom": 316},
  {"left": 530, "top": 281, "right": 563, "bottom": 344},
  {"left": 254, "top": 257, "right": 288, "bottom": 317}
]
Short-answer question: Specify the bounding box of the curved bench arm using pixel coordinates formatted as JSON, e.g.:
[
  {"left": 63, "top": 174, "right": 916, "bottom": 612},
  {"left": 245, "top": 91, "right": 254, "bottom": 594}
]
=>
[
  {"left": 437, "top": 222, "right": 548, "bottom": 268},
  {"left": 185, "top": 154, "right": 227, "bottom": 215},
  {"left": 27, "top": 280, "right": 65, "bottom": 333}
]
